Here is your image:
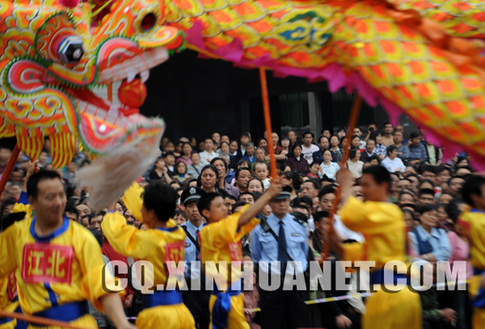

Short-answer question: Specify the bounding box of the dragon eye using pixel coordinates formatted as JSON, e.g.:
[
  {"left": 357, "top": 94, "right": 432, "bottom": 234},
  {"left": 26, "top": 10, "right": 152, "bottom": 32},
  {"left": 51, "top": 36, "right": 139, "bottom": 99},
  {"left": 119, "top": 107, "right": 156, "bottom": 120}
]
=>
[
  {"left": 141, "top": 13, "right": 157, "bottom": 32},
  {"left": 58, "top": 36, "right": 84, "bottom": 64}
]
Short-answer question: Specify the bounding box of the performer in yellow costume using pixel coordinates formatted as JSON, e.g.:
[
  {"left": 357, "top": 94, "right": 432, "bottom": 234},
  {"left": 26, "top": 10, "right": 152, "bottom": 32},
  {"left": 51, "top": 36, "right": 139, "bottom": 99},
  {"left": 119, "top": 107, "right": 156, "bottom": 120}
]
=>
[
  {"left": 197, "top": 181, "right": 281, "bottom": 329},
  {"left": 459, "top": 176, "right": 485, "bottom": 329},
  {"left": 334, "top": 166, "right": 422, "bottom": 329},
  {"left": 0, "top": 170, "right": 133, "bottom": 329},
  {"left": 102, "top": 180, "right": 195, "bottom": 329}
]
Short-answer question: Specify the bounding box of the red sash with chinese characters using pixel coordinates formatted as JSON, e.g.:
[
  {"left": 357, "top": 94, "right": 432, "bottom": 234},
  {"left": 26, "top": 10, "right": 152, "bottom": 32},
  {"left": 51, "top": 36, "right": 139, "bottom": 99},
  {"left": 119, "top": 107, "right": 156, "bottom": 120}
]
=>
[
  {"left": 21, "top": 243, "right": 74, "bottom": 284},
  {"left": 165, "top": 241, "right": 185, "bottom": 276}
]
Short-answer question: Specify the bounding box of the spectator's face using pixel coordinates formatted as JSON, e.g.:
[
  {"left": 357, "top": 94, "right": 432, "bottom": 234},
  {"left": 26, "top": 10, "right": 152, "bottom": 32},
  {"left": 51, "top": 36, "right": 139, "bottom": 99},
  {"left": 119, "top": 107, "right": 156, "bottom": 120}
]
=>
[
  {"left": 258, "top": 139, "right": 268, "bottom": 149},
  {"left": 223, "top": 198, "right": 235, "bottom": 216},
  {"left": 173, "top": 213, "right": 186, "bottom": 225},
  {"left": 185, "top": 201, "right": 202, "bottom": 221},
  {"left": 76, "top": 203, "right": 91, "bottom": 216},
  {"left": 81, "top": 217, "right": 89, "bottom": 227},
  {"left": 384, "top": 124, "right": 393, "bottom": 134},
  {"left": 241, "top": 136, "right": 250, "bottom": 146},
  {"left": 315, "top": 217, "right": 330, "bottom": 240},
  {"left": 323, "top": 130, "right": 331, "bottom": 139},
  {"left": 408, "top": 176, "right": 419, "bottom": 192},
  {"left": 351, "top": 185, "right": 364, "bottom": 200},
  {"left": 182, "top": 144, "right": 192, "bottom": 156},
  {"left": 272, "top": 133, "right": 279, "bottom": 146},
  {"left": 281, "top": 139, "right": 290, "bottom": 148},
  {"left": 420, "top": 210, "right": 438, "bottom": 229},
  {"left": 418, "top": 193, "right": 435, "bottom": 205},
  {"left": 255, "top": 148, "right": 266, "bottom": 161},
  {"left": 404, "top": 212, "right": 414, "bottom": 228},
  {"left": 456, "top": 168, "right": 471, "bottom": 177},
  {"left": 366, "top": 140, "right": 375, "bottom": 153},
  {"left": 176, "top": 162, "right": 187, "bottom": 174},
  {"left": 337, "top": 130, "right": 346, "bottom": 139},
  {"left": 237, "top": 170, "right": 252, "bottom": 189},
  {"left": 353, "top": 128, "right": 362, "bottom": 137},
  {"left": 375, "top": 134, "right": 382, "bottom": 144},
  {"left": 399, "top": 193, "right": 414, "bottom": 206},
  {"left": 270, "top": 198, "right": 290, "bottom": 217},
  {"left": 351, "top": 137, "right": 360, "bottom": 148},
  {"left": 330, "top": 136, "right": 339, "bottom": 147},
  {"left": 115, "top": 202, "right": 124, "bottom": 215},
  {"left": 301, "top": 182, "right": 318, "bottom": 198},
  {"left": 0, "top": 148, "right": 12, "bottom": 162},
  {"left": 395, "top": 125, "right": 404, "bottom": 133},
  {"left": 124, "top": 210, "right": 135, "bottom": 225},
  {"left": 370, "top": 159, "right": 379, "bottom": 166},
  {"left": 319, "top": 137, "right": 329, "bottom": 150},
  {"left": 201, "top": 169, "right": 217, "bottom": 190},
  {"left": 213, "top": 160, "right": 226, "bottom": 178},
  {"left": 319, "top": 192, "right": 335, "bottom": 212},
  {"left": 246, "top": 145, "right": 255, "bottom": 156},
  {"left": 90, "top": 215, "right": 102, "bottom": 232},
  {"left": 449, "top": 177, "right": 465, "bottom": 194},
  {"left": 165, "top": 142, "right": 175, "bottom": 152},
  {"left": 10, "top": 170, "right": 24, "bottom": 183},
  {"left": 393, "top": 132, "right": 403, "bottom": 144},
  {"left": 229, "top": 141, "right": 238, "bottom": 154},
  {"left": 397, "top": 179, "right": 411, "bottom": 190},
  {"left": 303, "top": 134, "right": 313, "bottom": 145},
  {"left": 411, "top": 136, "right": 421, "bottom": 145},
  {"left": 212, "top": 133, "right": 221, "bottom": 144},
  {"left": 191, "top": 152, "right": 200, "bottom": 164},
  {"left": 221, "top": 136, "right": 230, "bottom": 144},
  {"left": 205, "top": 139, "right": 214, "bottom": 152},
  {"left": 220, "top": 143, "right": 229, "bottom": 154},
  {"left": 155, "top": 158, "right": 165, "bottom": 169},
  {"left": 323, "top": 150, "right": 332, "bottom": 163},
  {"left": 288, "top": 131, "right": 297, "bottom": 142},
  {"left": 240, "top": 194, "right": 254, "bottom": 204},
  {"left": 248, "top": 180, "right": 263, "bottom": 193},
  {"left": 438, "top": 193, "right": 452, "bottom": 204},
  {"left": 422, "top": 171, "right": 438, "bottom": 185},
  {"left": 389, "top": 149, "right": 398, "bottom": 158},
  {"left": 293, "top": 146, "right": 302, "bottom": 157},
  {"left": 165, "top": 155, "right": 175, "bottom": 166}
]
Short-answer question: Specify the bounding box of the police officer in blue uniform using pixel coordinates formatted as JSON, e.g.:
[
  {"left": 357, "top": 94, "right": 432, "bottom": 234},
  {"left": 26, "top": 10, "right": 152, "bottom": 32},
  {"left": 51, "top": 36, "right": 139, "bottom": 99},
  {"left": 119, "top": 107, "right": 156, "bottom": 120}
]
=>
[
  {"left": 180, "top": 187, "right": 210, "bottom": 329},
  {"left": 251, "top": 188, "right": 309, "bottom": 329}
]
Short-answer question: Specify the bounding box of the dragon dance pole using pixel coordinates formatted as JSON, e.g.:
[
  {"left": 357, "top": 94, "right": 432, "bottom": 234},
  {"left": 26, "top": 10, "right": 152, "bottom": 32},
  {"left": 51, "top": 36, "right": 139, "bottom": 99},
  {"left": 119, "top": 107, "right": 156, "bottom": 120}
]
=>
[
  {"left": 0, "top": 144, "right": 20, "bottom": 195},
  {"left": 259, "top": 68, "right": 277, "bottom": 179},
  {"left": 0, "top": 309, "right": 91, "bottom": 329},
  {"left": 323, "top": 95, "right": 362, "bottom": 259}
]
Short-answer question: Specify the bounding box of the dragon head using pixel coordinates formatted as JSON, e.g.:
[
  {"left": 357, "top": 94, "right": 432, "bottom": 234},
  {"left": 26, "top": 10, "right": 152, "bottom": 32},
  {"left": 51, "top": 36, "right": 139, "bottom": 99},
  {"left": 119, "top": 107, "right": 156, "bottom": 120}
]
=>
[{"left": 0, "top": 0, "right": 183, "bottom": 208}]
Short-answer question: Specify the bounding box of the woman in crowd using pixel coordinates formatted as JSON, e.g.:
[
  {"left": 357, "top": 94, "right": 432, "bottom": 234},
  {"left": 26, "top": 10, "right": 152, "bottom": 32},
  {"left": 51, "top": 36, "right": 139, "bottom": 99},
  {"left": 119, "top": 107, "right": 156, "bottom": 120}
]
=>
[
  {"left": 218, "top": 141, "right": 231, "bottom": 163},
  {"left": 280, "top": 170, "right": 300, "bottom": 200},
  {"left": 381, "top": 145, "right": 406, "bottom": 173},
  {"left": 247, "top": 178, "right": 264, "bottom": 194},
  {"left": 287, "top": 144, "right": 309, "bottom": 175},
  {"left": 178, "top": 143, "right": 194, "bottom": 166},
  {"left": 347, "top": 148, "right": 363, "bottom": 178},
  {"left": 329, "top": 135, "right": 343, "bottom": 162},
  {"left": 172, "top": 160, "right": 192, "bottom": 185},
  {"left": 198, "top": 165, "right": 224, "bottom": 194},
  {"left": 320, "top": 149, "right": 340, "bottom": 180},
  {"left": 211, "top": 157, "right": 238, "bottom": 198},
  {"left": 234, "top": 167, "right": 252, "bottom": 196}
]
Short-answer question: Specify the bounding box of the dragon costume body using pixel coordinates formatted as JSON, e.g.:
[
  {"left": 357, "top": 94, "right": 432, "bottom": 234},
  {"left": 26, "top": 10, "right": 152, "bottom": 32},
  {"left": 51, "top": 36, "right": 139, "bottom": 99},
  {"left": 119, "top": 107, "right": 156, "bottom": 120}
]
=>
[
  {"left": 161, "top": 0, "right": 485, "bottom": 161},
  {"left": 0, "top": 0, "right": 184, "bottom": 207}
]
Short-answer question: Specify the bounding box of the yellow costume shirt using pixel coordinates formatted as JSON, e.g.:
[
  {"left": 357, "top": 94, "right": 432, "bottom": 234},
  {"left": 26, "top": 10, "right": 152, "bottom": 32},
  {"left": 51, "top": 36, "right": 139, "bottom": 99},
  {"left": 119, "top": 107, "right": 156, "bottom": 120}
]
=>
[
  {"left": 199, "top": 205, "right": 259, "bottom": 329},
  {"left": 101, "top": 212, "right": 195, "bottom": 329},
  {"left": 339, "top": 196, "right": 422, "bottom": 329},
  {"left": 0, "top": 217, "right": 108, "bottom": 328},
  {"left": 0, "top": 273, "right": 18, "bottom": 329}
]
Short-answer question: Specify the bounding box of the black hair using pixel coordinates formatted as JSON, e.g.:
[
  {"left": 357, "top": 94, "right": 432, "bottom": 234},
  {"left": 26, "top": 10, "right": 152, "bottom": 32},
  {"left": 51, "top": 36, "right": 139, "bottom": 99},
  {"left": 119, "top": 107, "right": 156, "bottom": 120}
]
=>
[
  {"left": 366, "top": 138, "right": 376, "bottom": 145},
  {"left": 197, "top": 192, "right": 222, "bottom": 214},
  {"left": 446, "top": 197, "right": 466, "bottom": 223},
  {"left": 81, "top": 213, "right": 92, "bottom": 224},
  {"left": 247, "top": 178, "right": 264, "bottom": 190},
  {"left": 200, "top": 165, "right": 219, "bottom": 180},
  {"left": 399, "top": 190, "right": 415, "bottom": 199},
  {"left": 163, "top": 151, "right": 175, "bottom": 158},
  {"left": 281, "top": 171, "right": 301, "bottom": 190},
  {"left": 416, "top": 204, "right": 438, "bottom": 215},
  {"left": 238, "top": 191, "right": 254, "bottom": 201},
  {"left": 402, "top": 208, "right": 415, "bottom": 219},
  {"left": 462, "top": 175, "right": 485, "bottom": 207},
  {"left": 313, "top": 210, "right": 329, "bottom": 223},
  {"left": 142, "top": 180, "right": 177, "bottom": 222},
  {"left": 421, "top": 165, "right": 437, "bottom": 175},
  {"left": 235, "top": 167, "right": 252, "bottom": 180},
  {"left": 362, "top": 165, "right": 391, "bottom": 187},
  {"left": 370, "top": 131, "right": 382, "bottom": 140},
  {"left": 210, "top": 157, "right": 229, "bottom": 174},
  {"left": 418, "top": 188, "right": 435, "bottom": 197},
  {"left": 303, "top": 178, "right": 320, "bottom": 191},
  {"left": 224, "top": 195, "right": 237, "bottom": 201},
  {"left": 298, "top": 195, "right": 313, "bottom": 211},
  {"left": 387, "top": 145, "right": 398, "bottom": 155},
  {"left": 448, "top": 175, "right": 466, "bottom": 186},
  {"left": 291, "top": 143, "right": 303, "bottom": 152},
  {"left": 350, "top": 148, "right": 359, "bottom": 160},
  {"left": 254, "top": 160, "right": 269, "bottom": 171},
  {"left": 0, "top": 198, "right": 16, "bottom": 215},
  {"left": 318, "top": 185, "right": 335, "bottom": 199},
  {"left": 27, "top": 170, "right": 63, "bottom": 199},
  {"left": 437, "top": 165, "right": 453, "bottom": 176},
  {"left": 232, "top": 201, "right": 248, "bottom": 213},
  {"left": 88, "top": 227, "right": 103, "bottom": 247},
  {"left": 303, "top": 131, "right": 314, "bottom": 139},
  {"left": 318, "top": 136, "right": 329, "bottom": 144},
  {"left": 418, "top": 179, "right": 435, "bottom": 188},
  {"left": 409, "top": 131, "right": 420, "bottom": 139},
  {"left": 236, "top": 159, "right": 251, "bottom": 169}
]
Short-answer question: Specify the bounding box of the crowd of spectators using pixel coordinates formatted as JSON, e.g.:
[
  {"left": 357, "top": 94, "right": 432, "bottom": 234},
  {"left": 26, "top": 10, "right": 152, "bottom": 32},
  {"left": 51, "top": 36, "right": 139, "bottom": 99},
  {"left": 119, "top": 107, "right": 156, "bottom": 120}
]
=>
[{"left": 0, "top": 120, "right": 478, "bottom": 329}]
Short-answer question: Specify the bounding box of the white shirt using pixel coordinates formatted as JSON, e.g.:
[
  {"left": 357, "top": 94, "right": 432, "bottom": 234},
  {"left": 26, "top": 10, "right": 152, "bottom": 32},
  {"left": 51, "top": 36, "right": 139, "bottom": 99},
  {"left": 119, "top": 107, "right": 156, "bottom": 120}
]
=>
[
  {"left": 320, "top": 161, "right": 340, "bottom": 180},
  {"left": 381, "top": 157, "right": 406, "bottom": 173},
  {"left": 302, "top": 144, "right": 319, "bottom": 164},
  {"left": 198, "top": 150, "right": 218, "bottom": 166}
]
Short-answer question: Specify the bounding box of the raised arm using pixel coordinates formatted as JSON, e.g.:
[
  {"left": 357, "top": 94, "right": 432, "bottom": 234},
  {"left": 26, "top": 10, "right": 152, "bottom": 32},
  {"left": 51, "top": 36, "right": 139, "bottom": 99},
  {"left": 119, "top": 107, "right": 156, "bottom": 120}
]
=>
[{"left": 238, "top": 178, "right": 281, "bottom": 228}]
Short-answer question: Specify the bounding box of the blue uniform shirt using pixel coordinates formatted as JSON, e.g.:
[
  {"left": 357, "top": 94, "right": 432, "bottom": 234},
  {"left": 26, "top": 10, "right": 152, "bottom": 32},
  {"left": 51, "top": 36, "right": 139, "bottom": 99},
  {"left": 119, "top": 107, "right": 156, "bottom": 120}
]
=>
[
  {"left": 251, "top": 213, "right": 308, "bottom": 275},
  {"left": 182, "top": 221, "right": 205, "bottom": 280}
]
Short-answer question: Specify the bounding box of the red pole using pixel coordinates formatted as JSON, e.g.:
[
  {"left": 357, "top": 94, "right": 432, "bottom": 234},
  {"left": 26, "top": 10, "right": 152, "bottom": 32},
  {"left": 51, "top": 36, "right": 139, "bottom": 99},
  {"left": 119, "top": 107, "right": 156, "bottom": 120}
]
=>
[
  {"left": 259, "top": 68, "right": 277, "bottom": 179},
  {"left": 323, "top": 95, "right": 362, "bottom": 258},
  {"left": 0, "top": 144, "right": 20, "bottom": 195}
]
